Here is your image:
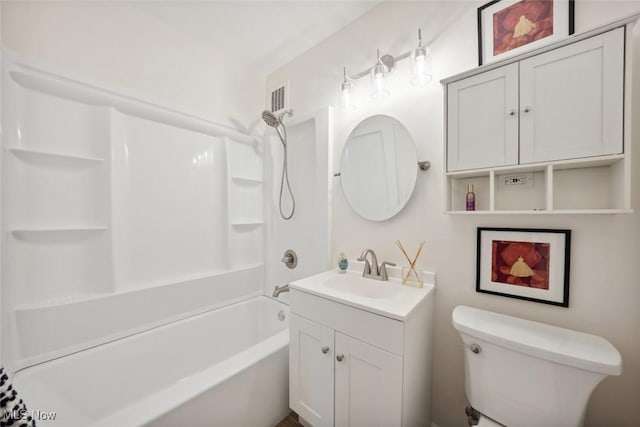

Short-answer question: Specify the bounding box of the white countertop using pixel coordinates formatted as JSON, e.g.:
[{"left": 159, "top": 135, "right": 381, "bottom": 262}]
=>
[{"left": 289, "top": 266, "right": 435, "bottom": 321}]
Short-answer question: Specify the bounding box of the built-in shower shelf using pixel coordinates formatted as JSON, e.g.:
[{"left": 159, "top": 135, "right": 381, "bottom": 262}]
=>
[
  {"left": 230, "top": 262, "right": 265, "bottom": 271},
  {"left": 7, "top": 147, "right": 105, "bottom": 163},
  {"left": 231, "top": 221, "right": 264, "bottom": 227},
  {"left": 11, "top": 226, "right": 108, "bottom": 237},
  {"left": 15, "top": 292, "right": 113, "bottom": 311},
  {"left": 446, "top": 209, "right": 634, "bottom": 215},
  {"left": 231, "top": 175, "right": 263, "bottom": 184},
  {"left": 14, "top": 262, "right": 266, "bottom": 313}
]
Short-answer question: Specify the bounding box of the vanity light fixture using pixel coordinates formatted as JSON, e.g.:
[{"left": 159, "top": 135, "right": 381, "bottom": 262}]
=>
[
  {"left": 340, "top": 66, "right": 356, "bottom": 111},
  {"left": 339, "top": 29, "right": 432, "bottom": 108},
  {"left": 411, "top": 29, "right": 432, "bottom": 86},
  {"left": 370, "top": 49, "right": 390, "bottom": 100}
]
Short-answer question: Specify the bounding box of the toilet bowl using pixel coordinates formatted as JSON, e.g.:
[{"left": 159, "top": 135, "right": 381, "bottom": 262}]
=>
[{"left": 452, "top": 305, "right": 622, "bottom": 427}]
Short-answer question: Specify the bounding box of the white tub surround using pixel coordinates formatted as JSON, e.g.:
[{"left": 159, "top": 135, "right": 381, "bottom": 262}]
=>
[
  {"left": 13, "top": 296, "right": 289, "bottom": 427},
  {"left": 1, "top": 55, "right": 265, "bottom": 371},
  {"left": 264, "top": 107, "right": 333, "bottom": 303}
]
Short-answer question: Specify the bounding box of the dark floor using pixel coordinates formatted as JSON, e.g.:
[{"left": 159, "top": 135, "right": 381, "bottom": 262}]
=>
[{"left": 275, "top": 411, "right": 303, "bottom": 427}]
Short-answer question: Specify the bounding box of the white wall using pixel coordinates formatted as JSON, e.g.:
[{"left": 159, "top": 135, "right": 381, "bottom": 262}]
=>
[
  {"left": 0, "top": 1, "right": 263, "bottom": 128},
  {"left": 267, "top": 1, "right": 640, "bottom": 426}
]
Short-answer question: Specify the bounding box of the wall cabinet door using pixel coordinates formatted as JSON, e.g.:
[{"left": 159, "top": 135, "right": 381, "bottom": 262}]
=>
[
  {"left": 447, "top": 63, "right": 519, "bottom": 171},
  {"left": 519, "top": 27, "right": 624, "bottom": 163},
  {"left": 290, "top": 314, "right": 335, "bottom": 427},
  {"left": 334, "top": 332, "right": 402, "bottom": 427}
]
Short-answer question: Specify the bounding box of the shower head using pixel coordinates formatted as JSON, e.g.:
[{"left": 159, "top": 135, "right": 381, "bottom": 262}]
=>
[
  {"left": 261, "top": 110, "right": 281, "bottom": 128},
  {"left": 261, "top": 109, "right": 293, "bottom": 128}
]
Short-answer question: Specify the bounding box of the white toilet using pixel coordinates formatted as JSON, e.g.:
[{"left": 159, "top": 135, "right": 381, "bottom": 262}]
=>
[{"left": 452, "top": 305, "right": 622, "bottom": 427}]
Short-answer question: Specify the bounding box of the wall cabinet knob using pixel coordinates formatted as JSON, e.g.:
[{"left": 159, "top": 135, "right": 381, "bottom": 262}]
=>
[
  {"left": 522, "top": 106, "right": 532, "bottom": 113},
  {"left": 508, "top": 109, "right": 516, "bottom": 116},
  {"left": 470, "top": 344, "right": 481, "bottom": 354},
  {"left": 321, "top": 346, "right": 330, "bottom": 354},
  {"left": 336, "top": 354, "right": 345, "bottom": 362}
]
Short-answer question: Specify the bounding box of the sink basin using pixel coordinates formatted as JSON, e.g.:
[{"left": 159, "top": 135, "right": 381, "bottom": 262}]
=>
[
  {"left": 322, "top": 274, "right": 403, "bottom": 299},
  {"left": 289, "top": 269, "right": 434, "bottom": 321}
]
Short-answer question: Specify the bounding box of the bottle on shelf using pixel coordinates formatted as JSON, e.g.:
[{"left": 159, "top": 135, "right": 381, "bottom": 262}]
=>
[{"left": 466, "top": 184, "right": 475, "bottom": 211}]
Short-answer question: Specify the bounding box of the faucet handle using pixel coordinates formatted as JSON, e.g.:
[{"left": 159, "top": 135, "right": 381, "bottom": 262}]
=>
[
  {"left": 363, "top": 260, "right": 372, "bottom": 275},
  {"left": 357, "top": 254, "right": 372, "bottom": 275},
  {"left": 380, "top": 261, "right": 396, "bottom": 281}
]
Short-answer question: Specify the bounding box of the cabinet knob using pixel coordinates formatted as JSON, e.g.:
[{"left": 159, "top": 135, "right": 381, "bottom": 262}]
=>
[
  {"left": 336, "top": 354, "right": 345, "bottom": 362},
  {"left": 507, "top": 109, "right": 517, "bottom": 116},
  {"left": 321, "top": 346, "right": 330, "bottom": 354},
  {"left": 522, "top": 106, "right": 532, "bottom": 113},
  {"left": 470, "top": 344, "right": 481, "bottom": 354}
]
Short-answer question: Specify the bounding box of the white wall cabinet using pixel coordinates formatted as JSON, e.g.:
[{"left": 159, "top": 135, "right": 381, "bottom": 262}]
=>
[
  {"left": 448, "top": 27, "right": 623, "bottom": 172},
  {"left": 447, "top": 63, "right": 519, "bottom": 171},
  {"left": 519, "top": 28, "right": 624, "bottom": 164},
  {"left": 289, "top": 284, "right": 433, "bottom": 427},
  {"left": 443, "top": 20, "right": 635, "bottom": 214}
]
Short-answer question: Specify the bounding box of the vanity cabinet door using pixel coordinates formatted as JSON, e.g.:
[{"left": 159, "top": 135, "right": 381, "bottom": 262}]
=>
[
  {"left": 447, "top": 62, "right": 519, "bottom": 171},
  {"left": 290, "top": 314, "right": 335, "bottom": 427},
  {"left": 334, "top": 332, "right": 402, "bottom": 427},
  {"left": 519, "top": 27, "right": 624, "bottom": 163}
]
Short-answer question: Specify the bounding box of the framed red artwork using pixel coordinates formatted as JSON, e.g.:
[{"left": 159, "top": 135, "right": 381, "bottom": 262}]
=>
[
  {"left": 477, "top": 0, "right": 575, "bottom": 65},
  {"left": 476, "top": 227, "right": 571, "bottom": 306}
]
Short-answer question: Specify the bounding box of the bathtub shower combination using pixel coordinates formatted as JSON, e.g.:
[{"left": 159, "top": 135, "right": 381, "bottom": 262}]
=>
[
  {"left": 15, "top": 297, "right": 290, "bottom": 427},
  {"left": 0, "top": 57, "right": 330, "bottom": 425}
]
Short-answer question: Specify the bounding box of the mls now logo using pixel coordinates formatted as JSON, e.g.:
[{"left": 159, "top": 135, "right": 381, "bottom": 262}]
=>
[{"left": 2, "top": 409, "right": 57, "bottom": 421}]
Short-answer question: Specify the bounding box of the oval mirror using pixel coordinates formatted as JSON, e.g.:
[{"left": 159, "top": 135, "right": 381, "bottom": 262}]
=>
[{"left": 340, "top": 115, "right": 418, "bottom": 221}]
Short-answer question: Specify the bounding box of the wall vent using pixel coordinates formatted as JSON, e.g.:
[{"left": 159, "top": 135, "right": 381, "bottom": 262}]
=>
[{"left": 269, "top": 81, "right": 289, "bottom": 113}]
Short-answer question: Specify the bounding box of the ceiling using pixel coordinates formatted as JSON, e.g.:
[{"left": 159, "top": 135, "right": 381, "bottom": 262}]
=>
[{"left": 133, "top": 1, "right": 382, "bottom": 76}]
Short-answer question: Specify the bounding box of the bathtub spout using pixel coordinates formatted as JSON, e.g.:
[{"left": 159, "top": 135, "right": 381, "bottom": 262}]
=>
[{"left": 272, "top": 284, "right": 290, "bottom": 298}]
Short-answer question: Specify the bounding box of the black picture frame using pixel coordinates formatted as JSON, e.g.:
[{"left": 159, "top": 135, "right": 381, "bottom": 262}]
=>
[
  {"left": 476, "top": 227, "right": 571, "bottom": 307},
  {"left": 477, "top": 0, "right": 575, "bottom": 65}
]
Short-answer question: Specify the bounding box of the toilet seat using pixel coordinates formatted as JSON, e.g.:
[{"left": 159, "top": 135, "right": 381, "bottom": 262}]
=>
[{"left": 477, "top": 415, "right": 505, "bottom": 427}]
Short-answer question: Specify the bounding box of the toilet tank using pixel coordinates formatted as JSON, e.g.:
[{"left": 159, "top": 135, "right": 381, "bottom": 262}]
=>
[{"left": 452, "top": 306, "right": 621, "bottom": 427}]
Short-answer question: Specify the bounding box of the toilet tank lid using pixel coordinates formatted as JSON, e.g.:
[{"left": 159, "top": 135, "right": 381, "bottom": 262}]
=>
[{"left": 452, "top": 305, "right": 622, "bottom": 376}]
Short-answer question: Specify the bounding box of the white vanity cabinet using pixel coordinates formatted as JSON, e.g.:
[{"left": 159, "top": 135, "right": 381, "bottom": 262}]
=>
[
  {"left": 290, "top": 314, "right": 402, "bottom": 427},
  {"left": 289, "top": 314, "right": 335, "bottom": 427},
  {"left": 288, "top": 271, "right": 434, "bottom": 427},
  {"left": 444, "top": 18, "right": 636, "bottom": 214}
]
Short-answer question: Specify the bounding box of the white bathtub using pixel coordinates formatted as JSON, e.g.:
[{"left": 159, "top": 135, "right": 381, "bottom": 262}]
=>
[{"left": 12, "top": 296, "right": 290, "bottom": 427}]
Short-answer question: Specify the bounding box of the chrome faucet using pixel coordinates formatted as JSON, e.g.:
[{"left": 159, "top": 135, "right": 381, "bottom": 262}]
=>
[
  {"left": 357, "top": 249, "right": 396, "bottom": 281},
  {"left": 272, "top": 284, "right": 290, "bottom": 298}
]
